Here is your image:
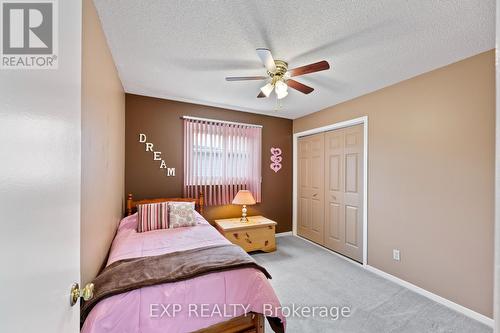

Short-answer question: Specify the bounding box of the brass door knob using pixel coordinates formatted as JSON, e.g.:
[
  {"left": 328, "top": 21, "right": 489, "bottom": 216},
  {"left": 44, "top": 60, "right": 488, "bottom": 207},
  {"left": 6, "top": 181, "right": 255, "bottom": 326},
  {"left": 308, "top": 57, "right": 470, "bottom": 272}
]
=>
[{"left": 70, "top": 282, "right": 94, "bottom": 306}]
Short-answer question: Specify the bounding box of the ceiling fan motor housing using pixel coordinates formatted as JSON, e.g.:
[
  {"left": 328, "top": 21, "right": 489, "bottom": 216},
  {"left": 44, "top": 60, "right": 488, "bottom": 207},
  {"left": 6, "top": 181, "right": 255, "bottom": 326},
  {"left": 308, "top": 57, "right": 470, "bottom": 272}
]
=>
[{"left": 269, "top": 60, "right": 288, "bottom": 81}]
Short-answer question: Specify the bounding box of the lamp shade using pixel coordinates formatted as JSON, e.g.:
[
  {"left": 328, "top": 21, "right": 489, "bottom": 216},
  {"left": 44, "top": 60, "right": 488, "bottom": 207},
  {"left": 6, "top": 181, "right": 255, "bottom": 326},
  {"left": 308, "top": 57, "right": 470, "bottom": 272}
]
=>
[
  {"left": 276, "top": 89, "right": 288, "bottom": 99},
  {"left": 274, "top": 80, "right": 288, "bottom": 99},
  {"left": 232, "top": 190, "right": 256, "bottom": 205},
  {"left": 260, "top": 82, "right": 274, "bottom": 97}
]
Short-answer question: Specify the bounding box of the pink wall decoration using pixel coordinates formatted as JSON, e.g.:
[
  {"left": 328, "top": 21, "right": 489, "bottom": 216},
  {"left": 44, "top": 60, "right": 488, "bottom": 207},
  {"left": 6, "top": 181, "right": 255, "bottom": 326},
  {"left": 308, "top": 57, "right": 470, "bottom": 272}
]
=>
[{"left": 270, "top": 147, "right": 282, "bottom": 173}]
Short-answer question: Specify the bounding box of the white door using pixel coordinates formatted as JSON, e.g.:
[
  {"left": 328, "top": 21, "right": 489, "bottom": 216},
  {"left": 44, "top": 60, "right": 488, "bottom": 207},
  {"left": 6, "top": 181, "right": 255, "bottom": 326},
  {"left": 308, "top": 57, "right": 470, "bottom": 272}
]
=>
[
  {"left": 323, "top": 128, "right": 344, "bottom": 252},
  {"left": 0, "top": 1, "right": 82, "bottom": 332},
  {"left": 297, "top": 133, "right": 325, "bottom": 244},
  {"left": 324, "top": 124, "right": 364, "bottom": 262}
]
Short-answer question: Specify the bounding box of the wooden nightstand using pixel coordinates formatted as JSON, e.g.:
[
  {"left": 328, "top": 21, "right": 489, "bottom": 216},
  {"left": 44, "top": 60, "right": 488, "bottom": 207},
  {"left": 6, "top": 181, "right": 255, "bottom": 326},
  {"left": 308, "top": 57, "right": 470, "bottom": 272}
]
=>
[{"left": 214, "top": 216, "right": 277, "bottom": 253}]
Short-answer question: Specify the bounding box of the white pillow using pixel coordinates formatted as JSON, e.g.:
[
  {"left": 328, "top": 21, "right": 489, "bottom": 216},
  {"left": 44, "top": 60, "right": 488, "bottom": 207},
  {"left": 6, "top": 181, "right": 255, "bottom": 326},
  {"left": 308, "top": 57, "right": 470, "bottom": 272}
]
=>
[{"left": 168, "top": 201, "right": 196, "bottom": 228}]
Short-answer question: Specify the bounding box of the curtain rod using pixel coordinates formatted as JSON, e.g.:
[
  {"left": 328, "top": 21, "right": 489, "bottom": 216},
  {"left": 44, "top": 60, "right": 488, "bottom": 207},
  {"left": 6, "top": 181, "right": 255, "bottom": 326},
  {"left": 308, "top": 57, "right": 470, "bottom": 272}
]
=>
[{"left": 181, "top": 116, "right": 263, "bottom": 128}]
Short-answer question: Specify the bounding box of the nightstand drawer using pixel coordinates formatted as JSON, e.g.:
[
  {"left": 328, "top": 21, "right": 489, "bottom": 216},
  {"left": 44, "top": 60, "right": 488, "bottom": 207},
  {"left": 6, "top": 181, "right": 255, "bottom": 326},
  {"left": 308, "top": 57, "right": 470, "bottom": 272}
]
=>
[{"left": 220, "top": 224, "right": 276, "bottom": 253}]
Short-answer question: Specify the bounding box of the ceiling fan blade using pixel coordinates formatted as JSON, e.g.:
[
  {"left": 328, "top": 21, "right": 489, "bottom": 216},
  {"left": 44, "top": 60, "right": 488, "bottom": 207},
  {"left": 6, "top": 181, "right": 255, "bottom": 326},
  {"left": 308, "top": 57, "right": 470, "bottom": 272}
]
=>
[
  {"left": 257, "top": 91, "right": 266, "bottom": 98},
  {"left": 288, "top": 60, "right": 330, "bottom": 77},
  {"left": 225, "top": 76, "right": 267, "bottom": 81},
  {"left": 256, "top": 48, "right": 277, "bottom": 73},
  {"left": 287, "top": 79, "right": 314, "bottom": 94}
]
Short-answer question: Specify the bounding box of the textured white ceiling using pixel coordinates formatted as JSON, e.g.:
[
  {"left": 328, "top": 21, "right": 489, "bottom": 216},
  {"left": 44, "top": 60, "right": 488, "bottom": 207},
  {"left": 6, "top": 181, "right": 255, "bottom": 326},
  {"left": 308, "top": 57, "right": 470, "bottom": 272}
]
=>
[{"left": 94, "top": 0, "right": 495, "bottom": 119}]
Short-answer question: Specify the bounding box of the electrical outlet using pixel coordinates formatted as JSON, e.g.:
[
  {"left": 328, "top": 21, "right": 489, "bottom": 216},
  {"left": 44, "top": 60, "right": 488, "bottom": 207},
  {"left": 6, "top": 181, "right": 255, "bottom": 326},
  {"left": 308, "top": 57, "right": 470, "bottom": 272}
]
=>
[{"left": 393, "top": 249, "right": 400, "bottom": 261}]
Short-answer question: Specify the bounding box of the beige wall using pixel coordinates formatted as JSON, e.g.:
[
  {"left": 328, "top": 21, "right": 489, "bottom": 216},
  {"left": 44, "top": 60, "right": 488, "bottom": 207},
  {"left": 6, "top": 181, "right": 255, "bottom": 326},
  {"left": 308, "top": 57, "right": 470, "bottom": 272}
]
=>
[
  {"left": 81, "top": 0, "right": 125, "bottom": 284},
  {"left": 294, "top": 50, "right": 495, "bottom": 317}
]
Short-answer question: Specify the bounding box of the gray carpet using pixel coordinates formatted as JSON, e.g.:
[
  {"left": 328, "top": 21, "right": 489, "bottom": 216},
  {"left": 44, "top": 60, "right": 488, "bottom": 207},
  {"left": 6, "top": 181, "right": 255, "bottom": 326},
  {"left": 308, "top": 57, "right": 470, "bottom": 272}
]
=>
[{"left": 252, "top": 236, "right": 492, "bottom": 333}]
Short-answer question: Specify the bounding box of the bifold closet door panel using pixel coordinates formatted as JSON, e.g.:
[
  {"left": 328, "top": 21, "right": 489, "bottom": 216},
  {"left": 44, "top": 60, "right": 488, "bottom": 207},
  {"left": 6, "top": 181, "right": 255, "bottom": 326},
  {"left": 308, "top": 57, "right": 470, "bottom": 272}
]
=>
[
  {"left": 324, "top": 124, "right": 364, "bottom": 262},
  {"left": 342, "top": 124, "right": 364, "bottom": 262},
  {"left": 324, "top": 129, "right": 344, "bottom": 253},
  {"left": 297, "top": 133, "right": 325, "bottom": 245}
]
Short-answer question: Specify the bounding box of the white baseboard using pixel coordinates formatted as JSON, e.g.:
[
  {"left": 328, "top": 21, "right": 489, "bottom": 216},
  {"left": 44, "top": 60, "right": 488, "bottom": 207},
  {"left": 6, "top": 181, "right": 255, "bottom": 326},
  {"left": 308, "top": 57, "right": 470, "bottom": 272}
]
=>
[
  {"left": 294, "top": 235, "right": 362, "bottom": 265},
  {"left": 365, "top": 265, "right": 494, "bottom": 328},
  {"left": 276, "top": 231, "right": 293, "bottom": 237}
]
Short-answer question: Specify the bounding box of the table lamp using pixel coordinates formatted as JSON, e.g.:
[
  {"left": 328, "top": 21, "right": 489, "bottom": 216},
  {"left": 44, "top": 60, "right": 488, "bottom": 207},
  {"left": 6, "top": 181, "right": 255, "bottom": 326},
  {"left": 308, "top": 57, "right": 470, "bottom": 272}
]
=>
[{"left": 232, "top": 190, "right": 256, "bottom": 222}]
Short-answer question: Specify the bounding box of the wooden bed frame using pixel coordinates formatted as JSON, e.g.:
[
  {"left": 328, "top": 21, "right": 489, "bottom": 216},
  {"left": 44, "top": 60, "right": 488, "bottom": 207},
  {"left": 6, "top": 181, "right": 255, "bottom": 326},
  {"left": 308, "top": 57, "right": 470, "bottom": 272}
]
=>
[
  {"left": 193, "top": 312, "right": 264, "bottom": 333},
  {"left": 126, "top": 192, "right": 204, "bottom": 216},
  {"left": 124, "top": 193, "right": 265, "bottom": 333}
]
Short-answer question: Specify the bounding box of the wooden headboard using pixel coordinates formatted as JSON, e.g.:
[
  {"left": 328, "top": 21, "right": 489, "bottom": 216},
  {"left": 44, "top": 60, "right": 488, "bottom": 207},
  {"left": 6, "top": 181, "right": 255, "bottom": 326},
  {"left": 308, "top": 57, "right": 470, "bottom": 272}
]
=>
[{"left": 126, "top": 192, "right": 204, "bottom": 216}]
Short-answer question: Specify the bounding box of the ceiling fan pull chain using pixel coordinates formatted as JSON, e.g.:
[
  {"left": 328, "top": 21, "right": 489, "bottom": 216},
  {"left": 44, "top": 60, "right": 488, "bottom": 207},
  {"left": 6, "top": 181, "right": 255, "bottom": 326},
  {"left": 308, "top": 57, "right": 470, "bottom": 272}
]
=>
[{"left": 275, "top": 98, "right": 283, "bottom": 111}]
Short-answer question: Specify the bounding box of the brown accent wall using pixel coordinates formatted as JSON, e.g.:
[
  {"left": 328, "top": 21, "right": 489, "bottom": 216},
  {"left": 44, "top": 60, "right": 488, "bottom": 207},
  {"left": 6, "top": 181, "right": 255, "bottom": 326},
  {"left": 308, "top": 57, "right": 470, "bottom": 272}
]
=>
[
  {"left": 81, "top": 0, "right": 125, "bottom": 284},
  {"left": 125, "top": 95, "right": 293, "bottom": 233},
  {"left": 294, "top": 50, "right": 495, "bottom": 317}
]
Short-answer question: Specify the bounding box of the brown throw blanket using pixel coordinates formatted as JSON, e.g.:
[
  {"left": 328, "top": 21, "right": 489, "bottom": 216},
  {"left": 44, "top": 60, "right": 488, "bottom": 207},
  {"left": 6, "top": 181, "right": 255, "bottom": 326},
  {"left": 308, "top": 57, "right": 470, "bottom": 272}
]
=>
[{"left": 81, "top": 244, "right": 284, "bottom": 333}]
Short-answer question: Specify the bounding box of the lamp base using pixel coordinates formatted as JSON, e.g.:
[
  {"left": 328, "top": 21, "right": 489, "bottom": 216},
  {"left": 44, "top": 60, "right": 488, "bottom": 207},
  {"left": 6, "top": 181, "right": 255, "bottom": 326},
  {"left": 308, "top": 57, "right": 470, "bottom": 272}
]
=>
[{"left": 240, "top": 205, "right": 248, "bottom": 223}]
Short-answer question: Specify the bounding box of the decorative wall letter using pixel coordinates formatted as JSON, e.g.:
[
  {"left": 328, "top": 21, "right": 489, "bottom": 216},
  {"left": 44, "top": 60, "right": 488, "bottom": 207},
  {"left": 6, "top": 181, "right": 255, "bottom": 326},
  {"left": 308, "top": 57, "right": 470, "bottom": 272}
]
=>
[
  {"left": 270, "top": 147, "right": 282, "bottom": 173},
  {"left": 138, "top": 133, "right": 175, "bottom": 177}
]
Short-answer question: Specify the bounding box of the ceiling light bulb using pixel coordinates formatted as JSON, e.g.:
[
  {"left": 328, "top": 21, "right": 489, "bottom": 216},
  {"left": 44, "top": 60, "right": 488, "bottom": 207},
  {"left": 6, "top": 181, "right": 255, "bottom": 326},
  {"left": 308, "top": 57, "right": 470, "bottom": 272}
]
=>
[
  {"left": 274, "top": 80, "right": 287, "bottom": 93},
  {"left": 276, "top": 89, "right": 288, "bottom": 99},
  {"left": 260, "top": 82, "right": 274, "bottom": 97},
  {"left": 274, "top": 80, "right": 288, "bottom": 99}
]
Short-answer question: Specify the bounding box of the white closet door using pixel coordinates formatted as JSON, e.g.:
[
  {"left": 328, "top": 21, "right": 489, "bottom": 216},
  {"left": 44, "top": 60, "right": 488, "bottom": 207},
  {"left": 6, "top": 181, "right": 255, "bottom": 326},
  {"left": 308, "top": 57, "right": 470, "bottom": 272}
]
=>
[
  {"left": 297, "top": 133, "right": 325, "bottom": 245},
  {"left": 324, "top": 124, "right": 364, "bottom": 262}
]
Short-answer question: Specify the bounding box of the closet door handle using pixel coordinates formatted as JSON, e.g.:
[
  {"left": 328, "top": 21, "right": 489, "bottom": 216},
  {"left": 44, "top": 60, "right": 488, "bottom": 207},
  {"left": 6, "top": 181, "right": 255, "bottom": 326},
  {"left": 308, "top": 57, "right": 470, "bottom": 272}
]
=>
[{"left": 312, "top": 193, "right": 318, "bottom": 197}]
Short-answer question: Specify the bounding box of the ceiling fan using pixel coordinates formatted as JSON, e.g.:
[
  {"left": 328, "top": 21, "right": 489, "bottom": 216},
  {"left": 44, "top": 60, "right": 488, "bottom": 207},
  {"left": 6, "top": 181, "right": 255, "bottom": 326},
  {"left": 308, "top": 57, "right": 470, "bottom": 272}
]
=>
[{"left": 225, "top": 48, "right": 330, "bottom": 100}]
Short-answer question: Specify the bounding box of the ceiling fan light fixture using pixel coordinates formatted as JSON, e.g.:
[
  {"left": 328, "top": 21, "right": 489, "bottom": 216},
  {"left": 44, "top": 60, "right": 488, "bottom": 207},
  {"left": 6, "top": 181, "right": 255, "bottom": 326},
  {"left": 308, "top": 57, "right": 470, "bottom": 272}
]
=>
[
  {"left": 276, "top": 89, "right": 288, "bottom": 99},
  {"left": 274, "top": 79, "right": 288, "bottom": 99},
  {"left": 260, "top": 82, "right": 274, "bottom": 97}
]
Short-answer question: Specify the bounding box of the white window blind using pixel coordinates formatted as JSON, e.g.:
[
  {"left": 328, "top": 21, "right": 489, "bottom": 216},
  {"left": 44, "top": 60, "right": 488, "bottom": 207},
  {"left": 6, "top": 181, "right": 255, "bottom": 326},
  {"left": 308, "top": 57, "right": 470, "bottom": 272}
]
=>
[{"left": 183, "top": 117, "right": 262, "bottom": 206}]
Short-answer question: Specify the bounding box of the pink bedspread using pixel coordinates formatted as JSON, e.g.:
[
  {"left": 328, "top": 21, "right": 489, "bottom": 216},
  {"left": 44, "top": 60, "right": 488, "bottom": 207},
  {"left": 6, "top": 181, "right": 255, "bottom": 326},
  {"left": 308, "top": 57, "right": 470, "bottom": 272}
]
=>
[{"left": 81, "top": 212, "right": 284, "bottom": 333}]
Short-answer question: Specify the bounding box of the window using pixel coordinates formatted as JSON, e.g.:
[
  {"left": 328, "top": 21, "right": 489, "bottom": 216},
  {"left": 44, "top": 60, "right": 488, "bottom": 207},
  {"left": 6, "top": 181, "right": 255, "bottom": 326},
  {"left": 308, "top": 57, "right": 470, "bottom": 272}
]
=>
[{"left": 183, "top": 117, "right": 261, "bottom": 206}]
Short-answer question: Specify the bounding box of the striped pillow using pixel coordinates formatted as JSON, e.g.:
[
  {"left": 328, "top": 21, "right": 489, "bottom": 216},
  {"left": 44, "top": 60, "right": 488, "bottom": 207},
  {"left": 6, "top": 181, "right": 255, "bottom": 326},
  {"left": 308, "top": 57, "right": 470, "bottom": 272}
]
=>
[{"left": 136, "top": 202, "right": 169, "bottom": 233}]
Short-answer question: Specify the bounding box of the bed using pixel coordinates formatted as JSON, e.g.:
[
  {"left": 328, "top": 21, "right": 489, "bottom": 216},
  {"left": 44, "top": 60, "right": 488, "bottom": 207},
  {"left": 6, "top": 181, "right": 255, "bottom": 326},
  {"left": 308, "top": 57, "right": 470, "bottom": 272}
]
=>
[{"left": 81, "top": 194, "right": 285, "bottom": 333}]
